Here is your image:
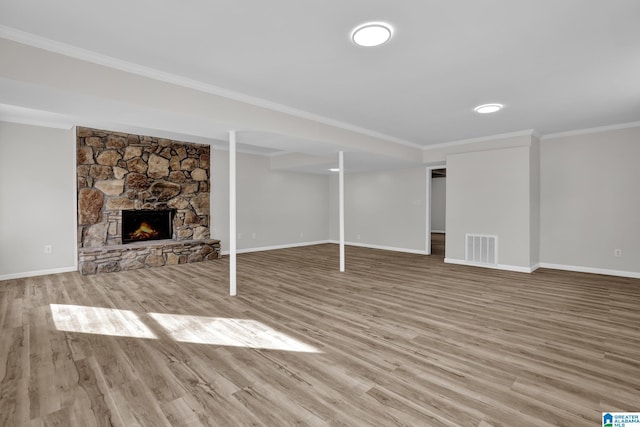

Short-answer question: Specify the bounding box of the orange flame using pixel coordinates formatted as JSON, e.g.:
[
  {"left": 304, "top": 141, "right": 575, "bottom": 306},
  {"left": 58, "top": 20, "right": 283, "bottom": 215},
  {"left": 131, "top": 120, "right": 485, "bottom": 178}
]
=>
[{"left": 129, "top": 222, "right": 159, "bottom": 240}]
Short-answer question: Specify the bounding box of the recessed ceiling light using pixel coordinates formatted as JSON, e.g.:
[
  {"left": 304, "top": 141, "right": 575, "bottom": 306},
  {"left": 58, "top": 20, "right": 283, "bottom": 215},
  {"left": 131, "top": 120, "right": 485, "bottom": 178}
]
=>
[
  {"left": 474, "top": 103, "right": 503, "bottom": 114},
  {"left": 329, "top": 168, "right": 340, "bottom": 172},
  {"left": 351, "top": 23, "right": 393, "bottom": 47}
]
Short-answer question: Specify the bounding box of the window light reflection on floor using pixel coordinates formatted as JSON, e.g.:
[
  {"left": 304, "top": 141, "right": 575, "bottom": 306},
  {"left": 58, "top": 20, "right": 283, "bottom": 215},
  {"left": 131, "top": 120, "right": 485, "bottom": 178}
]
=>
[
  {"left": 148, "top": 313, "right": 321, "bottom": 353},
  {"left": 50, "top": 304, "right": 157, "bottom": 339},
  {"left": 49, "top": 304, "right": 320, "bottom": 353}
]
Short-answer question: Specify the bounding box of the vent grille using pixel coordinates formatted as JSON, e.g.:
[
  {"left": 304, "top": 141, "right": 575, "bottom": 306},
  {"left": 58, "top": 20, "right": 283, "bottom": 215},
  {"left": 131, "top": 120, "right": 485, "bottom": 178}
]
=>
[{"left": 465, "top": 234, "right": 497, "bottom": 265}]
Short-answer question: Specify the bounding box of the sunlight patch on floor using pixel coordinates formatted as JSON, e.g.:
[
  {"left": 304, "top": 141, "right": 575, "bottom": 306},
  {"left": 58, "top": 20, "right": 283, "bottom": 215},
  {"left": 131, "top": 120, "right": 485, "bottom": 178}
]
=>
[
  {"left": 148, "top": 313, "right": 321, "bottom": 353},
  {"left": 49, "top": 304, "right": 320, "bottom": 353},
  {"left": 50, "top": 304, "right": 157, "bottom": 339}
]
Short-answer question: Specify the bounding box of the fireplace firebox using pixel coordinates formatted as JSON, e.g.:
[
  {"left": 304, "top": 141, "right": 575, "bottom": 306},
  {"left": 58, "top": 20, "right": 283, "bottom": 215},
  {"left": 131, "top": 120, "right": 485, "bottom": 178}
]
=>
[{"left": 122, "top": 209, "right": 175, "bottom": 244}]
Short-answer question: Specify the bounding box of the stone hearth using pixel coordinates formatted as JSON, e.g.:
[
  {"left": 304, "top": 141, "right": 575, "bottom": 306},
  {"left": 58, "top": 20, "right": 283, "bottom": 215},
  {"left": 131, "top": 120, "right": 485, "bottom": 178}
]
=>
[
  {"left": 76, "top": 127, "right": 220, "bottom": 275},
  {"left": 78, "top": 239, "right": 220, "bottom": 275}
]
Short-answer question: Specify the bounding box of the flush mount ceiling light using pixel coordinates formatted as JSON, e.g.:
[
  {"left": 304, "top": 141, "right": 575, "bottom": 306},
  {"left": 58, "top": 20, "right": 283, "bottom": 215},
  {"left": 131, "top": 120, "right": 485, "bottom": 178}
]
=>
[
  {"left": 329, "top": 168, "right": 340, "bottom": 172},
  {"left": 351, "top": 22, "right": 393, "bottom": 47},
  {"left": 474, "top": 103, "right": 503, "bottom": 114}
]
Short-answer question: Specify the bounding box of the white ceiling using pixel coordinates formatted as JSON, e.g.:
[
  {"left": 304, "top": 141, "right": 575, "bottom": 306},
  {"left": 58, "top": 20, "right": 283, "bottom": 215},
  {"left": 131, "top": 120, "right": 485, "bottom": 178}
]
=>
[{"left": 1, "top": 0, "right": 639, "bottom": 170}]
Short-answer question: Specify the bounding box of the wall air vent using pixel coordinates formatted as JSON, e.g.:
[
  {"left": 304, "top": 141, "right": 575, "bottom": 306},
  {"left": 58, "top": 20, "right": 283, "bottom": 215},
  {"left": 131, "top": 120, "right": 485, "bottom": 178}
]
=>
[{"left": 465, "top": 234, "right": 497, "bottom": 265}]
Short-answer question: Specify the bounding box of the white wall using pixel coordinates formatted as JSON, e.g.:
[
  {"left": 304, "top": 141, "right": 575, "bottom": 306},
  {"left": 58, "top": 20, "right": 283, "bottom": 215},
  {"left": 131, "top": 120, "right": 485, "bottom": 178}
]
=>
[
  {"left": 330, "top": 167, "right": 428, "bottom": 254},
  {"left": 431, "top": 177, "right": 446, "bottom": 233},
  {"left": 212, "top": 149, "right": 330, "bottom": 253},
  {"left": 0, "top": 121, "right": 77, "bottom": 279},
  {"left": 446, "top": 142, "right": 535, "bottom": 270},
  {"left": 540, "top": 126, "right": 640, "bottom": 276}
]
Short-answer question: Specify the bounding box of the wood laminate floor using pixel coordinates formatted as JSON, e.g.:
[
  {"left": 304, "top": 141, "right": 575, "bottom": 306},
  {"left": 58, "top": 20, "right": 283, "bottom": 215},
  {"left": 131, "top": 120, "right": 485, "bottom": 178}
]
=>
[
  {"left": 1, "top": 242, "right": 639, "bottom": 426},
  {"left": 431, "top": 233, "right": 445, "bottom": 257}
]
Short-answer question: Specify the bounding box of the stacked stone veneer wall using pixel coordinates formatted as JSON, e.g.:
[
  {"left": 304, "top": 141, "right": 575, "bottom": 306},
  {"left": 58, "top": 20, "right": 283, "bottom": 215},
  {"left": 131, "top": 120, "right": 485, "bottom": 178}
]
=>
[{"left": 76, "top": 127, "right": 220, "bottom": 275}]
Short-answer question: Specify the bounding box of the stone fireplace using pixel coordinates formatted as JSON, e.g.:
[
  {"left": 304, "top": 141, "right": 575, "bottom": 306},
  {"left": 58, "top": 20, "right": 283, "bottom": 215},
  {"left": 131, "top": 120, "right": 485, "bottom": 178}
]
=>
[{"left": 76, "top": 127, "right": 220, "bottom": 275}]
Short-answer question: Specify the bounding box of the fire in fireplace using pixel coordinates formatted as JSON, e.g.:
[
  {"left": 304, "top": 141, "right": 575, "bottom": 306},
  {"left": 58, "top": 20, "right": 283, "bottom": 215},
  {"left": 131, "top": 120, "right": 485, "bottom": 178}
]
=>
[{"left": 122, "top": 209, "right": 175, "bottom": 244}]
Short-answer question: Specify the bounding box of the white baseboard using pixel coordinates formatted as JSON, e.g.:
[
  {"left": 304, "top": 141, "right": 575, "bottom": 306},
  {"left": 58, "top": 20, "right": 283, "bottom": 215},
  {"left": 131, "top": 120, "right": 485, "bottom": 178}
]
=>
[
  {"left": 444, "top": 258, "right": 537, "bottom": 273},
  {"left": 0, "top": 266, "right": 78, "bottom": 281},
  {"left": 538, "top": 263, "right": 640, "bottom": 279},
  {"left": 220, "top": 240, "right": 331, "bottom": 256},
  {"left": 328, "top": 240, "right": 428, "bottom": 255}
]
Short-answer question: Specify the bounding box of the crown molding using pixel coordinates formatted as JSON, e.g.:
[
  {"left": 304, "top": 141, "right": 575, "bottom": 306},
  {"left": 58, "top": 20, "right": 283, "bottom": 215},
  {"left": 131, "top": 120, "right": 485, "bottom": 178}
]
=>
[
  {"left": 0, "top": 104, "right": 75, "bottom": 129},
  {"left": 0, "top": 116, "right": 74, "bottom": 130},
  {"left": 540, "top": 121, "right": 640, "bottom": 140},
  {"left": 423, "top": 129, "right": 537, "bottom": 151},
  {"left": 0, "top": 25, "right": 423, "bottom": 150}
]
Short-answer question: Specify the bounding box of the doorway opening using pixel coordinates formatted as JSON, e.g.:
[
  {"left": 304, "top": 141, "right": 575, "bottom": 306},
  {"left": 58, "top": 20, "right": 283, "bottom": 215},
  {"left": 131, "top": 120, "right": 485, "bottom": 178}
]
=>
[{"left": 427, "top": 167, "right": 446, "bottom": 257}]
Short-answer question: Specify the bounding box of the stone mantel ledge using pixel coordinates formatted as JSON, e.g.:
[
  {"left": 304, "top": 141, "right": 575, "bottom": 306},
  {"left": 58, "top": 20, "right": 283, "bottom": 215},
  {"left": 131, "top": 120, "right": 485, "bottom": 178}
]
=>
[{"left": 78, "top": 239, "right": 221, "bottom": 275}]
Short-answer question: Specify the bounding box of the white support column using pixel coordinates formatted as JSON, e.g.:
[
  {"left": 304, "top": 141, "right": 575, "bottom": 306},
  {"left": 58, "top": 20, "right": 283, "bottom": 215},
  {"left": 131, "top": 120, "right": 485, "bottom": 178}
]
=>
[
  {"left": 229, "top": 130, "right": 237, "bottom": 296},
  {"left": 339, "top": 151, "right": 345, "bottom": 272}
]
